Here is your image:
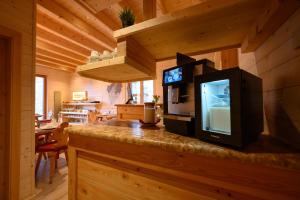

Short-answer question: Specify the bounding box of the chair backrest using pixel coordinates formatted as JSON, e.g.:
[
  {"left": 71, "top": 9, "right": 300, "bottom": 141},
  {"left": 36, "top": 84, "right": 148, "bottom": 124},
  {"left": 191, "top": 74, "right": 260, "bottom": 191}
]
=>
[{"left": 49, "top": 122, "right": 69, "bottom": 147}]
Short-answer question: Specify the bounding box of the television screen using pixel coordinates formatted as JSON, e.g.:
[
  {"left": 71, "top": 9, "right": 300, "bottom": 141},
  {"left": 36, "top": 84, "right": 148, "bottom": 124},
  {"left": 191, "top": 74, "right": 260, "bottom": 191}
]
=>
[{"left": 164, "top": 67, "right": 183, "bottom": 84}]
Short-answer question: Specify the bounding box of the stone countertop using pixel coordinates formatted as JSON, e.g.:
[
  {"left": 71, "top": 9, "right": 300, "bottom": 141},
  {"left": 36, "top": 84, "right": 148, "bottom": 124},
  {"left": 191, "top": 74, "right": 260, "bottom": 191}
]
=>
[{"left": 65, "top": 120, "right": 300, "bottom": 171}]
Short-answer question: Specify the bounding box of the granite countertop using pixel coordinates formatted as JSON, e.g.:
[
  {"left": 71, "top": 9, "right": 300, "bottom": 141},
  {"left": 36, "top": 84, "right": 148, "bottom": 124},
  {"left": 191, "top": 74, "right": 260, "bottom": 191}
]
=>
[{"left": 65, "top": 120, "right": 300, "bottom": 171}]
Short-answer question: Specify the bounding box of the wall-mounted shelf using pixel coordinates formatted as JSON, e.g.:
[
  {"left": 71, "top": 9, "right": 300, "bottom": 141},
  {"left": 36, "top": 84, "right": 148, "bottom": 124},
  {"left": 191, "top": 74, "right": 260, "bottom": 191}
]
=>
[
  {"left": 77, "top": 0, "right": 300, "bottom": 82},
  {"left": 77, "top": 56, "right": 154, "bottom": 82},
  {"left": 77, "top": 38, "right": 156, "bottom": 82},
  {"left": 114, "top": 0, "right": 300, "bottom": 60}
]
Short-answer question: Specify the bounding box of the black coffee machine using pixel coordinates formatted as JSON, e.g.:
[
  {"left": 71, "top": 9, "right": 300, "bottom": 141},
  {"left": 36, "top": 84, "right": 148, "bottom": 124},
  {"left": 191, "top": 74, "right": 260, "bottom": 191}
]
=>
[{"left": 163, "top": 53, "right": 216, "bottom": 136}]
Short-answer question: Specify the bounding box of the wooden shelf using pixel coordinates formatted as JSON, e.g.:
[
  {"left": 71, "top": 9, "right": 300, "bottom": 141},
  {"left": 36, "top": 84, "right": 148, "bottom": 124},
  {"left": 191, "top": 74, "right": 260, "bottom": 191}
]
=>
[
  {"left": 77, "top": 56, "right": 154, "bottom": 82},
  {"left": 114, "top": 0, "right": 300, "bottom": 60},
  {"left": 77, "top": 37, "right": 156, "bottom": 82},
  {"left": 77, "top": 0, "right": 300, "bottom": 82}
]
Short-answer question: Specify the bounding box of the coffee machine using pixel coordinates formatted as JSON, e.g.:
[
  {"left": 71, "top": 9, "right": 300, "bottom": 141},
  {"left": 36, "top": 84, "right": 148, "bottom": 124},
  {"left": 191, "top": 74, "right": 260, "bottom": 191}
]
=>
[{"left": 163, "top": 53, "right": 216, "bottom": 136}]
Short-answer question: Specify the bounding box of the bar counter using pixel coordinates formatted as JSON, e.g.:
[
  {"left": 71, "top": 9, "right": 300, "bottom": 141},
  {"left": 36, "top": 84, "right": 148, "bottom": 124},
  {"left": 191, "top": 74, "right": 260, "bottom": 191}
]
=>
[{"left": 66, "top": 120, "right": 300, "bottom": 200}]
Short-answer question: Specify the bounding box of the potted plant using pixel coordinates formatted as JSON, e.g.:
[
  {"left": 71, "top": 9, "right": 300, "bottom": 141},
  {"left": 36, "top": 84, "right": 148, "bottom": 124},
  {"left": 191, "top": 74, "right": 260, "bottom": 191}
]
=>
[{"left": 119, "top": 7, "right": 135, "bottom": 28}]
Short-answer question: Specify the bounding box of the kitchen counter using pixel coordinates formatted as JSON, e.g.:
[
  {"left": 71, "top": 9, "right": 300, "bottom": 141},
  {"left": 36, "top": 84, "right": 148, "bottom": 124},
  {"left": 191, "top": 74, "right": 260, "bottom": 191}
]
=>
[
  {"left": 66, "top": 120, "right": 300, "bottom": 170},
  {"left": 67, "top": 120, "right": 300, "bottom": 200},
  {"left": 115, "top": 104, "right": 144, "bottom": 121}
]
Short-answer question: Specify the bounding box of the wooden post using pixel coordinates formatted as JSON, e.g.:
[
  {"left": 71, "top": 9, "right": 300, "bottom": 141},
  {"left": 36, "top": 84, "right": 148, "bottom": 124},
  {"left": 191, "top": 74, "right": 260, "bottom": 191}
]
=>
[
  {"left": 143, "top": 0, "right": 157, "bottom": 20},
  {"left": 221, "top": 48, "right": 239, "bottom": 69}
]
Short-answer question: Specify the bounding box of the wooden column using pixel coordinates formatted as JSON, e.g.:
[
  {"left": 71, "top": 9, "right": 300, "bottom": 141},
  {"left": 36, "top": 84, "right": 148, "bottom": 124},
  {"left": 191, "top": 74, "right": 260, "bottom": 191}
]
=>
[
  {"left": 221, "top": 48, "right": 239, "bottom": 69},
  {"left": 143, "top": 0, "right": 157, "bottom": 20}
]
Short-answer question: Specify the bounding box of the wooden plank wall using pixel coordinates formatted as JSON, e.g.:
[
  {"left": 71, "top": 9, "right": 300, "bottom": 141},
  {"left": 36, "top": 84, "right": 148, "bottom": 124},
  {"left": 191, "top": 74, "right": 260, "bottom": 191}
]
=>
[
  {"left": 0, "top": 0, "right": 36, "bottom": 199},
  {"left": 254, "top": 8, "right": 300, "bottom": 148},
  {"left": 0, "top": 37, "right": 9, "bottom": 200}
]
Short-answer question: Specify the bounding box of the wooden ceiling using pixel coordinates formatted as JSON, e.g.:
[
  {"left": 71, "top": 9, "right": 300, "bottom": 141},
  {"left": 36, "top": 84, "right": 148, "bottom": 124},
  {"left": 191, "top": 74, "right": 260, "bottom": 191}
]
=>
[{"left": 36, "top": 0, "right": 202, "bottom": 72}]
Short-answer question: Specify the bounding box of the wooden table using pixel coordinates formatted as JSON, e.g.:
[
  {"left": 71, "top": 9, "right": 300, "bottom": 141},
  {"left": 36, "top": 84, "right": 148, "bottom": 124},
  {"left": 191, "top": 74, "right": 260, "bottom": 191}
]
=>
[{"left": 35, "top": 126, "right": 57, "bottom": 144}]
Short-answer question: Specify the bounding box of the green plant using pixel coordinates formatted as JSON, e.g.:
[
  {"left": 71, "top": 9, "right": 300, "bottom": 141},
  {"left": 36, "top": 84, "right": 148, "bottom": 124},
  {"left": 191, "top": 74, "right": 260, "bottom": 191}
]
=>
[
  {"left": 119, "top": 7, "right": 135, "bottom": 28},
  {"left": 152, "top": 95, "right": 160, "bottom": 104}
]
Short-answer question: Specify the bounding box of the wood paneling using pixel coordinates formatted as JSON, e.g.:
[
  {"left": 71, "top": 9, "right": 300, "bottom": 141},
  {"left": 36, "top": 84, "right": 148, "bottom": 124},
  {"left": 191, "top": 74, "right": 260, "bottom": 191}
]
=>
[
  {"left": 36, "top": 39, "right": 87, "bottom": 63},
  {"left": 37, "top": 26, "right": 90, "bottom": 57},
  {"left": 36, "top": 48, "right": 84, "bottom": 66},
  {"left": 36, "top": 13, "right": 105, "bottom": 52},
  {"left": 254, "top": 8, "right": 300, "bottom": 148},
  {"left": 242, "top": 0, "right": 300, "bottom": 53},
  {"left": 0, "top": 36, "right": 9, "bottom": 200},
  {"left": 221, "top": 48, "right": 239, "bottom": 69},
  {"left": 0, "top": 0, "right": 35, "bottom": 198},
  {"left": 69, "top": 134, "right": 300, "bottom": 200},
  {"left": 77, "top": 157, "right": 212, "bottom": 200},
  {"left": 143, "top": 0, "right": 157, "bottom": 20},
  {"left": 37, "top": 0, "right": 116, "bottom": 50},
  {"left": 116, "top": 104, "right": 144, "bottom": 120},
  {"left": 54, "top": 0, "right": 114, "bottom": 37}
]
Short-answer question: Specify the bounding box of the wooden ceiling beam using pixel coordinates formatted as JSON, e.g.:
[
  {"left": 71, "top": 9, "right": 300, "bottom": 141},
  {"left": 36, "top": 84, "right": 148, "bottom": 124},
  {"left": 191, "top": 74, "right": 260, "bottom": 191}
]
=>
[
  {"left": 37, "top": 26, "right": 90, "bottom": 57},
  {"left": 96, "top": 11, "right": 120, "bottom": 30},
  {"left": 36, "top": 48, "right": 85, "bottom": 66},
  {"left": 36, "top": 61, "right": 76, "bottom": 73},
  {"left": 53, "top": 0, "right": 114, "bottom": 37},
  {"left": 143, "top": 0, "right": 157, "bottom": 20},
  {"left": 36, "top": 54, "right": 78, "bottom": 68},
  {"left": 162, "top": 0, "right": 205, "bottom": 13},
  {"left": 75, "top": 0, "right": 122, "bottom": 13},
  {"left": 157, "top": 0, "right": 167, "bottom": 14},
  {"left": 37, "top": 0, "right": 116, "bottom": 50},
  {"left": 37, "top": 12, "right": 105, "bottom": 52},
  {"left": 241, "top": 0, "right": 300, "bottom": 52},
  {"left": 36, "top": 59, "right": 76, "bottom": 70},
  {"left": 36, "top": 39, "right": 87, "bottom": 63}
]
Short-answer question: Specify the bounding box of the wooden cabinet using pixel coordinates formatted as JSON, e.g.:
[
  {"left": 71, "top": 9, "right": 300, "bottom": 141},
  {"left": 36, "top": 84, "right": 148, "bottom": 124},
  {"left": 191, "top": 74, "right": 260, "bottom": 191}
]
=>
[
  {"left": 116, "top": 104, "right": 144, "bottom": 121},
  {"left": 68, "top": 132, "right": 300, "bottom": 200}
]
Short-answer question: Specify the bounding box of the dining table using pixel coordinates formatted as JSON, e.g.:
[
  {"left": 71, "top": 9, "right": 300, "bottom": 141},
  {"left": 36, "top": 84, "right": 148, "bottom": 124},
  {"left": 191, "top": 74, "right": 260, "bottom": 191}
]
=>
[{"left": 35, "top": 122, "right": 59, "bottom": 144}]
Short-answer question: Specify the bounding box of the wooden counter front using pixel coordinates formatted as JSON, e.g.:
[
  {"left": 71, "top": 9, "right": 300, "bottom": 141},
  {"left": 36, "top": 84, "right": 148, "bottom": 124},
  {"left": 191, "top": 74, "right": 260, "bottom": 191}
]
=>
[
  {"left": 67, "top": 122, "right": 300, "bottom": 200},
  {"left": 115, "top": 104, "right": 144, "bottom": 121}
]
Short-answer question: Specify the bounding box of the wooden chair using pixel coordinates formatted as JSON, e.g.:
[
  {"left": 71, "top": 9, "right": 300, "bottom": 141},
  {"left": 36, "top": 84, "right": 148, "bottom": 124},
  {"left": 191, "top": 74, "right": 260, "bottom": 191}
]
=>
[{"left": 35, "top": 122, "right": 69, "bottom": 183}]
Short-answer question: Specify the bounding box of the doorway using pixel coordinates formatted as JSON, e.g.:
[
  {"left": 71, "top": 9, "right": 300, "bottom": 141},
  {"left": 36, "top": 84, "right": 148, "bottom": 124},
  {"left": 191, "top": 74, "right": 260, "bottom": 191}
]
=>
[{"left": 0, "top": 26, "right": 21, "bottom": 199}]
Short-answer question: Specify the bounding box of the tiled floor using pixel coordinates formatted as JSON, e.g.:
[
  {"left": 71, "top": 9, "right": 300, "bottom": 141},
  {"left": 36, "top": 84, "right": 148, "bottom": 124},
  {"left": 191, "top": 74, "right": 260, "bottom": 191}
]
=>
[{"left": 32, "top": 155, "right": 68, "bottom": 200}]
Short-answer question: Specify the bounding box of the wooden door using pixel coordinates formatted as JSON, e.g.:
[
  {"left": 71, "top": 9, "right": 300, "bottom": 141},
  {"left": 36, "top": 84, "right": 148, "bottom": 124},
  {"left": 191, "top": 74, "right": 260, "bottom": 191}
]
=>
[{"left": 0, "top": 36, "right": 10, "bottom": 199}]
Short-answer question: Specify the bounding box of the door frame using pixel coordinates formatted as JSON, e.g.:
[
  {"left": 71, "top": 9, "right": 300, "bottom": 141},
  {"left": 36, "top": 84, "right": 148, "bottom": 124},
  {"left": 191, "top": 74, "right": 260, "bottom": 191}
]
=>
[{"left": 0, "top": 25, "right": 22, "bottom": 200}]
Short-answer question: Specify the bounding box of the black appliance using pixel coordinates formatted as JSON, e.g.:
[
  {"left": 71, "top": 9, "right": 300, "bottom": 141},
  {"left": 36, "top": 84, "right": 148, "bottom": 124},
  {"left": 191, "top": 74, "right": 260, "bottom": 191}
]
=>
[
  {"left": 194, "top": 67, "right": 263, "bottom": 148},
  {"left": 163, "top": 53, "right": 216, "bottom": 136}
]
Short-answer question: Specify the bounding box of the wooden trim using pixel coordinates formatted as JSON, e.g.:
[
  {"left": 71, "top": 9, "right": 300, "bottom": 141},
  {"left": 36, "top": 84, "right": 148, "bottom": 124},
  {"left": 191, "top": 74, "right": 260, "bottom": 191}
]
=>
[
  {"left": 35, "top": 74, "right": 47, "bottom": 118},
  {"left": 0, "top": 25, "right": 22, "bottom": 200}
]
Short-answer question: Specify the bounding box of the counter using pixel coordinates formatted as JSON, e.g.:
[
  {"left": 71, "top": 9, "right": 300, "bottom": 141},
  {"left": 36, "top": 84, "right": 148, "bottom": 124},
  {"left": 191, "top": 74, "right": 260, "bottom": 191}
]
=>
[
  {"left": 115, "top": 104, "right": 144, "bottom": 121},
  {"left": 66, "top": 120, "right": 300, "bottom": 200}
]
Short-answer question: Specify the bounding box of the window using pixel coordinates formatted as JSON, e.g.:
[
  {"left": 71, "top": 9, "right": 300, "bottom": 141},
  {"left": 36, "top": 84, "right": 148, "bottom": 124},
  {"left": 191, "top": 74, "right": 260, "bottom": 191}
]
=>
[
  {"left": 35, "top": 75, "right": 47, "bottom": 117},
  {"left": 130, "top": 80, "right": 154, "bottom": 104},
  {"left": 143, "top": 80, "right": 154, "bottom": 103},
  {"left": 131, "top": 81, "right": 140, "bottom": 104}
]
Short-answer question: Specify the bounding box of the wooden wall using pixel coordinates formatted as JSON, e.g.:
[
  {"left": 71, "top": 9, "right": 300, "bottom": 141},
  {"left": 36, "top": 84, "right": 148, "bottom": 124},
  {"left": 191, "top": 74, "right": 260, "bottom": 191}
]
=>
[
  {"left": 254, "top": 8, "right": 300, "bottom": 148},
  {"left": 0, "top": 0, "right": 36, "bottom": 199},
  {"left": 0, "top": 37, "right": 9, "bottom": 200}
]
